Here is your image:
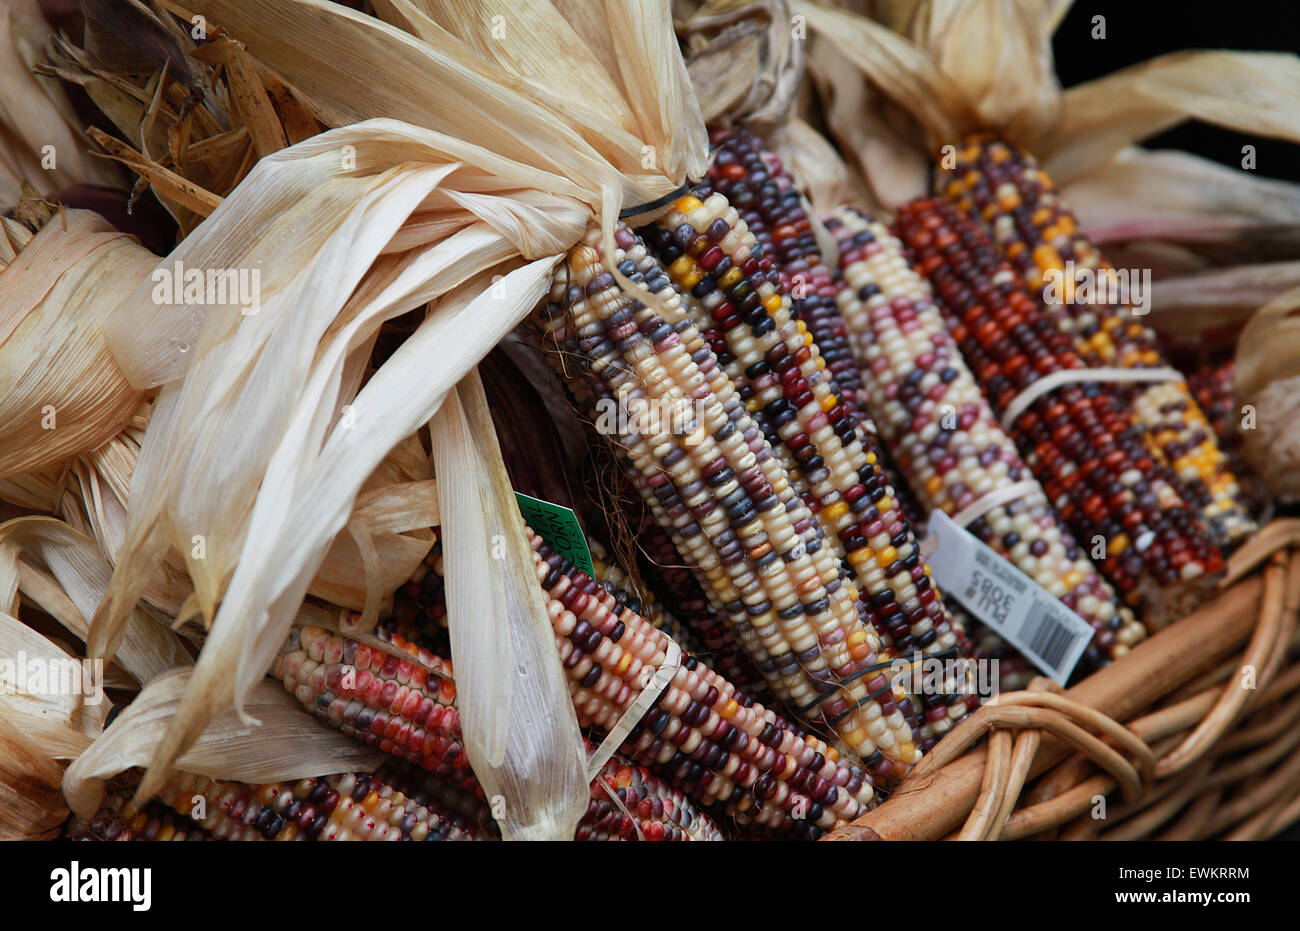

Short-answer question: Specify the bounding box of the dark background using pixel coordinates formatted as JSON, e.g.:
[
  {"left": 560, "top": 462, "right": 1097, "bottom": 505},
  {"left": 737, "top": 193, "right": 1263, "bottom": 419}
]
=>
[
  {"left": 1053, "top": 0, "right": 1300, "bottom": 181},
  {"left": 1055, "top": 0, "right": 1299, "bottom": 841}
]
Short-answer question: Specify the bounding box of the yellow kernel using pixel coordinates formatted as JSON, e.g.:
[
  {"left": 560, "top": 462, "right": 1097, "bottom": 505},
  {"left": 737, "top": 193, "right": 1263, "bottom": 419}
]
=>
[
  {"left": 823, "top": 501, "right": 850, "bottom": 522},
  {"left": 1032, "top": 244, "right": 1062, "bottom": 271},
  {"left": 674, "top": 195, "right": 703, "bottom": 213},
  {"left": 821, "top": 394, "right": 837, "bottom": 412}
]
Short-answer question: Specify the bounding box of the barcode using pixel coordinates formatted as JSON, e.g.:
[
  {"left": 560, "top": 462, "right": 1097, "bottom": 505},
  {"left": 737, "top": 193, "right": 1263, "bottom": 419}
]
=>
[{"left": 1018, "top": 599, "right": 1083, "bottom": 671}]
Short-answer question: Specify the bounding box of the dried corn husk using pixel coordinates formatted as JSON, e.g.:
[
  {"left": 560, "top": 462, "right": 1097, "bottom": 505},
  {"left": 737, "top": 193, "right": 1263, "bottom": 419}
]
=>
[
  {"left": 0, "top": 209, "right": 155, "bottom": 480},
  {"left": 0, "top": 1, "right": 120, "bottom": 203},
  {"left": 679, "top": 0, "right": 805, "bottom": 128},
  {"left": 434, "top": 365, "right": 587, "bottom": 840},
  {"left": 0, "top": 718, "right": 69, "bottom": 839},
  {"left": 0, "top": 517, "right": 191, "bottom": 685},
  {"left": 1235, "top": 285, "right": 1300, "bottom": 504},
  {"left": 797, "top": 0, "right": 1300, "bottom": 298},
  {"left": 88, "top": 0, "right": 705, "bottom": 840},
  {"left": 61, "top": 667, "right": 386, "bottom": 819},
  {"left": 0, "top": 605, "right": 106, "bottom": 839}
]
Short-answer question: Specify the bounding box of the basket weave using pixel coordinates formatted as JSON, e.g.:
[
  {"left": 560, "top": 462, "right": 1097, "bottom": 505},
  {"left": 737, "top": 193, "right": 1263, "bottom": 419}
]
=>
[{"left": 824, "top": 519, "right": 1300, "bottom": 841}]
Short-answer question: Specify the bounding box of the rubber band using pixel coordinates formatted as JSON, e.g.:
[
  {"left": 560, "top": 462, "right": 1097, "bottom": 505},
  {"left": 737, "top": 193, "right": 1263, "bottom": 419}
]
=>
[
  {"left": 618, "top": 182, "right": 691, "bottom": 219},
  {"left": 795, "top": 658, "right": 897, "bottom": 715},
  {"left": 586, "top": 639, "right": 681, "bottom": 783},
  {"left": 999, "top": 366, "right": 1183, "bottom": 433}
]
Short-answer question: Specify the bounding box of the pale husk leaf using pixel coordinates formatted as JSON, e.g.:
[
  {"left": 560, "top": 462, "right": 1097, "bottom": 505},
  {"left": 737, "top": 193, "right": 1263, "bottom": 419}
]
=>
[
  {"left": 0, "top": 6, "right": 120, "bottom": 203},
  {"left": 0, "top": 210, "right": 153, "bottom": 480},
  {"left": 61, "top": 667, "right": 385, "bottom": 819},
  {"left": 1044, "top": 51, "right": 1300, "bottom": 185},
  {"left": 0, "top": 517, "right": 191, "bottom": 685},
  {"left": 911, "top": 0, "right": 1060, "bottom": 145},
  {"left": 681, "top": 0, "right": 805, "bottom": 128},
  {"left": 0, "top": 609, "right": 107, "bottom": 739},
  {"left": 804, "top": 31, "right": 929, "bottom": 211},
  {"left": 0, "top": 717, "right": 67, "bottom": 840},
  {"left": 1149, "top": 261, "right": 1300, "bottom": 336},
  {"left": 1235, "top": 285, "right": 1300, "bottom": 503},
  {"left": 794, "top": 0, "right": 974, "bottom": 149},
  {"left": 434, "top": 366, "right": 587, "bottom": 841},
  {"left": 1062, "top": 147, "right": 1300, "bottom": 252}
]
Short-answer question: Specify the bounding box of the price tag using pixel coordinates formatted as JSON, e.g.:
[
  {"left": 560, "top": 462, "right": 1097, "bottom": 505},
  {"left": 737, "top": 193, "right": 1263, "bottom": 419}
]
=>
[
  {"left": 514, "top": 492, "right": 594, "bottom": 577},
  {"left": 924, "top": 510, "right": 1093, "bottom": 685}
]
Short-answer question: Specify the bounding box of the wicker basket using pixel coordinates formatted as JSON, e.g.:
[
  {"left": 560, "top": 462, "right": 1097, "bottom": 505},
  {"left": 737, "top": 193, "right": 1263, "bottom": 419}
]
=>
[{"left": 823, "top": 519, "right": 1300, "bottom": 841}]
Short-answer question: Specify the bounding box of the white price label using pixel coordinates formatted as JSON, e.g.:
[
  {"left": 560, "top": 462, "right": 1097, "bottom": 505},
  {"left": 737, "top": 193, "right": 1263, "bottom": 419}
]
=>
[{"left": 924, "top": 510, "right": 1093, "bottom": 685}]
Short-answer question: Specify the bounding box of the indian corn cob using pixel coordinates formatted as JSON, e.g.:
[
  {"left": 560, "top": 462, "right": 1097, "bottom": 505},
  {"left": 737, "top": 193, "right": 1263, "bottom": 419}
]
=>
[
  {"left": 704, "top": 126, "right": 930, "bottom": 533},
  {"left": 824, "top": 206, "right": 1144, "bottom": 669},
  {"left": 707, "top": 127, "right": 868, "bottom": 413},
  {"left": 636, "top": 192, "right": 972, "bottom": 741},
  {"left": 66, "top": 790, "right": 214, "bottom": 841},
  {"left": 589, "top": 537, "right": 700, "bottom": 653},
  {"left": 939, "top": 135, "right": 1256, "bottom": 550},
  {"left": 1186, "top": 358, "right": 1269, "bottom": 521},
  {"left": 273, "top": 625, "right": 477, "bottom": 794},
  {"left": 536, "top": 223, "right": 929, "bottom": 766},
  {"left": 153, "top": 767, "right": 491, "bottom": 841},
  {"left": 397, "top": 509, "right": 774, "bottom": 703},
  {"left": 896, "top": 198, "right": 1224, "bottom": 627},
  {"left": 624, "top": 508, "right": 775, "bottom": 701},
  {"left": 530, "top": 530, "right": 878, "bottom": 836},
  {"left": 135, "top": 706, "right": 716, "bottom": 842},
  {"left": 580, "top": 749, "right": 725, "bottom": 841}
]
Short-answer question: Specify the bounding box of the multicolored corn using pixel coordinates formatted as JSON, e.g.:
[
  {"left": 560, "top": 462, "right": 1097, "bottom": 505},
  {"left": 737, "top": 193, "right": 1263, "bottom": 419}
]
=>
[
  {"left": 150, "top": 766, "right": 490, "bottom": 841},
  {"left": 636, "top": 191, "right": 972, "bottom": 741},
  {"left": 537, "top": 221, "right": 925, "bottom": 766},
  {"left": 273, "top": 626, "right": 476, "bottom": 794},
  {"left": 625, "top": 511, "right": 774, "bottom": 701},
  {"left": 1187, "top": 358, "right": 1269, "bottom": 520},
  {"left": 530, "top": 529, "right": 878, "bottom": 835},
  {"left": 939, "top": 135, "right": 1256, "bottom": 550},
  {"left": 581, "top": 750, "right": 725, "bottom": 841},
  {"left": 589, "top": 538, "right": 699, "bottom": 652},
  {"left": 66, "top": 790, "right": 213, "bottom": 841},
  {"left": 704, "top": 126, "right": 930, "bottom": 533},
  {"left": 896, "top": 198, "right": 1225, "bottom": 627},
  {"left": 824, "top": 206, "right": 1144, "bottom": 668},
  {"left": 707, "top": 127, "right": 868, "bottom": 414}
]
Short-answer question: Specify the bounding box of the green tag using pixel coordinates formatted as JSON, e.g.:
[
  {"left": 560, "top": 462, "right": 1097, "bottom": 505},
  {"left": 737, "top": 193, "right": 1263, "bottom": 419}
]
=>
[{"left": 514, "top": 492, "right": 594, "bottom": 577}]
